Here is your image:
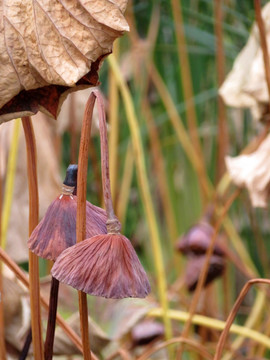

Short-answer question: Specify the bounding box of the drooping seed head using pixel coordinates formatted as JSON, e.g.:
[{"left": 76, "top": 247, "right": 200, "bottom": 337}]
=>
[
  {"left": 51, "top": 233, "right": 151, "bottom": 299},
  {"left": 28, "top": 195, "right": 107, "bottom": 261}
]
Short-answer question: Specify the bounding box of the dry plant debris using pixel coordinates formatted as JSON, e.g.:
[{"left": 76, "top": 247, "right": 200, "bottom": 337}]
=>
[
  {"left": 219, "top": 2, "right": 270, "bottom": 120},
  {"left": 0, "top": 0, "right": 129, "bottom": 123},
  {"left": 226, "top": 133, "right": 270, "bottom": 207}
]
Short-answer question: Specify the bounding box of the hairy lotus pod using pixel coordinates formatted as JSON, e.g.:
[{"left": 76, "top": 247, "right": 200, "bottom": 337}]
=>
[
  {"left": 185, "top": 255, "right": 225, "bottom": 292},
  {"left": 51, "top": 218, "right": 150, "bottom": 299},
  {"left": 131, "top": 320, "right": 164, "bottom": 346},
  {"left": 51, "top": 91, "right": 150, "bottom": 299},
  {"left": 176, "top": 222, "right": 224, "bottom": 257},
  {"left": 28, "top": 164, "right": 107, "bottom": 261}
]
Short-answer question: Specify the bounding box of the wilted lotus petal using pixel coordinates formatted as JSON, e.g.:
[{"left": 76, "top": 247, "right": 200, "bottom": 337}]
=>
[
  {"left": 131, "top": 320, "right": 164, "bottom": 346},
  {"left": 226, "top": 134, "right": 270, "bottom": 207},
  {"left": 28, "top": 196, "right": 107, "bottom": 261},
  {"left": 28, "top": 164, "right": 107, "bottom": 261},
  {"left": 176, "top": 222, "right": 224, "bottom": 257},
  {"left": 185, "top": 255, "right": 225, "bottom": 292},
  {"left": 51, "top": 233, "right": 151, "bottom": 299},
  {"left": 219, "top": 3, "right": 270, "bottom": 121}
]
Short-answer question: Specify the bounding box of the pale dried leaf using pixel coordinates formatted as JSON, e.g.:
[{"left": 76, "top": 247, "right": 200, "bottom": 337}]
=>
[
  {"left": 56, "top": 87, "right": 105, "bottom": 135},
  {"left": 3, "top": 276, "right": 31, "bottom": 352},
  {"left": 226, "top": 134, "right": 270, "bottom": 207},
  {"left": 0, "top": 116, "right": 61, "bottom": 262},
  {"left": 219, "top": 3, "right": 270, "bottom": 120},
  {"left": 54, "top": 313, "right": 110, "bottom": 355},
  {"left": 0, "top": 0, "right": 129, "bottom": 123}
]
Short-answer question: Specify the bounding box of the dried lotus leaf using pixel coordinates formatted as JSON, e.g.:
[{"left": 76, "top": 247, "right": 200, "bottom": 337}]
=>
[{"left": 0, "top": 0, "right": 129, "bottom": 123}]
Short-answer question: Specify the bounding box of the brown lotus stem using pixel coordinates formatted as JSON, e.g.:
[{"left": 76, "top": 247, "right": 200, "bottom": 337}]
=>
[
  {"left": 22, "top": 117, "right": 44, "bottom": 360},
  {"left": 19, "top": 328, "right": 32, "bottom": 360},
  {"left": 77, "top": 93, "right": 97, "bottom": 360},
  {"left": 0, "top": 176, "right": 6, "bottom": 360},
  {"left": 44, "top": 277, "right": 59, "bottom": 360},
  {"left": 93, "top": 90, "right": 121, "bottom": 233}
]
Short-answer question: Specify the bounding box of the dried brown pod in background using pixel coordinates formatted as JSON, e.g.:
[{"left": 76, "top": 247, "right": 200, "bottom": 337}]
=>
[
  {"left": 185, "top": 255, "right": 225, "bottom": 292},
  {"left": 131, "top": 320, "right": 164, "bottom": 347},
  {"left": 176, "top": 222, "right": 224, "bottom": 257}
]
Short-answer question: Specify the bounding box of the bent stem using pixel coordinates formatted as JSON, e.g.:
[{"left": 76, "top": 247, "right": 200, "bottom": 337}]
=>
[
  {"left": 214, "top": 279, "right": 270, "bottom": 360},
  {"left": 93, "top": 90, "right": 119, "bottom": 228},
  {"left": 22, "top": 116, "right": 44, "bottom": 360},
  {"left": 77, "top": 93, "right": 97, "bottom": 360},
  {"left": 137, "top": 336, "right": 212, "bottom": 360}
]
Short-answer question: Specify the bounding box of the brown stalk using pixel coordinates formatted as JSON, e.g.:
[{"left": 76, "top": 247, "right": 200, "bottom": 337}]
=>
[
  {"left": 0, "top": 176, "right": 6, "bottom": 359},
  {"left": 170, "top": 0, "right": 207, "bottom": 201},
  {"left": 19, "top": 328, "right": 32, "bottom": 360},
  {"left": 0, "top": 246, "right": 84, "bottom": 354},
  {"left": 214, "top": 279, "right": 270, "bottom": 360},
  {"left": 176, "top": 189, "right": 240, "bottom": 359},
  {"left": 214, "top": 0, "right": 228, "bottom": 181},
  {"left": 22, "top": 116, "right": 44, "bottom": 360},
  {"left": 44, "top": 276, "right": 59, "bottom": 360},
  {"left": 69, "top": 94, "right": 78, "bottom": 163},
  {"left": 76, "top": 93, "right": 97, "bottom": 360},
  {"left": 89, "top": 139, "right": 103, "bottom": 203},
  {"left": 254, "top": 0, "right": 270, "bottom": 112},
  {"left": 142, "top": 96, "right": 179, "bottom": 264},
  {"left": 94, "top": 90, "right": 115, "bottom": 222}
]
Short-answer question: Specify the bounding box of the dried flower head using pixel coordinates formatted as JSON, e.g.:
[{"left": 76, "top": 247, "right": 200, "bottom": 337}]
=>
[
  {"left": 51, "top": 228, "right": 150, "bottom": 299},
  {"left": 52, "top": 91, "right": 150, "bottom": 299},
  {"left": 28, "top": 164, "right": 107, "bottom": 261},
  {"left": 185, "top": 255, "right": 225, "bottom": 292}
]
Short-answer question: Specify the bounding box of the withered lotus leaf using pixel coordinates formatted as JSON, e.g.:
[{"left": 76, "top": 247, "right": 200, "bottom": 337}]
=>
[
  {"left": 28, "top": 196, "right": 107, "bottom": 261},
  {"left": 0, "top": 0, "right": 129, "bottom": 123},
  {"left": 51, "top": 234, "right": 151, "bottom": 299}
]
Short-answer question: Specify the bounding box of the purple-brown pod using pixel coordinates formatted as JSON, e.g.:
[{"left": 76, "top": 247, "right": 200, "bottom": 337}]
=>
[
  {"left": 176, "top": 222, "right": 224, "bottom": 257},
  {"left": 185, "top": 255, "right": 225, "bottom": 292},
  {"left": 51, "top": 233, "right": 151, "bottom": 299},
  {"left": 131, "top": 320, "right": 164, "bottom": 346},
  {"left": 28, "top": 165, "right": 107, "bottom": 261}
]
